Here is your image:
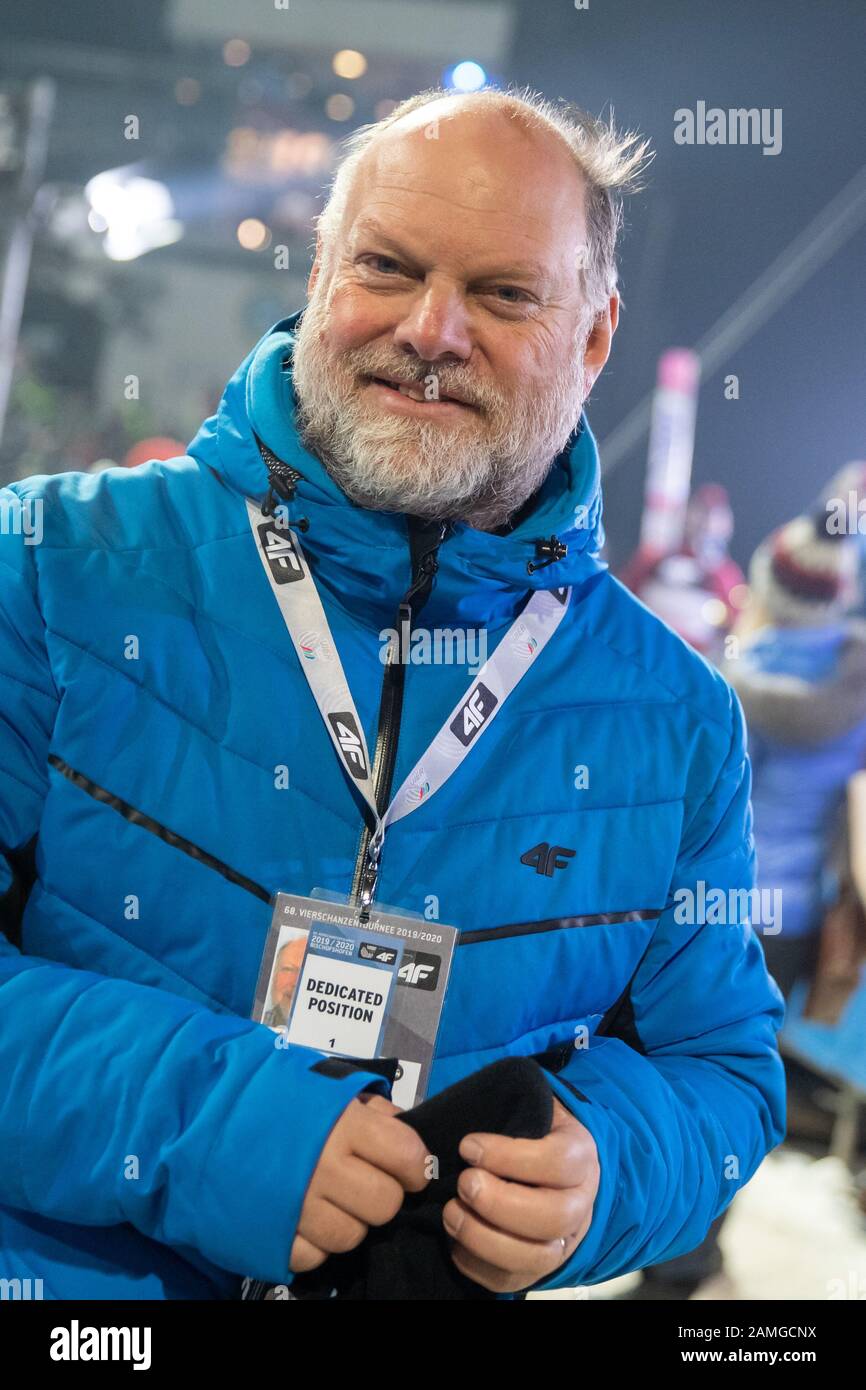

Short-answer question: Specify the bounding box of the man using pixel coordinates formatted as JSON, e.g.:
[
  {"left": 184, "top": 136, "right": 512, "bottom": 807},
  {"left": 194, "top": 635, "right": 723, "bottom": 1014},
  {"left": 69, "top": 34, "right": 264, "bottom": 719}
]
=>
[
  {"left": 0, "top": 88, "right": 784, "bottom": 1299},
  {"left": 263, "top": 936, "right": 307, "bottom": 1028}
]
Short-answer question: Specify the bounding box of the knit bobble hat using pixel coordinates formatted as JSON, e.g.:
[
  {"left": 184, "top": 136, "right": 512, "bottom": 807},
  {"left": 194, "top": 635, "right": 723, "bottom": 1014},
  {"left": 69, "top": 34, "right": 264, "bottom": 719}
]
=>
[{"left": 749, "top": 511, "right": 860, "bottom": 625}]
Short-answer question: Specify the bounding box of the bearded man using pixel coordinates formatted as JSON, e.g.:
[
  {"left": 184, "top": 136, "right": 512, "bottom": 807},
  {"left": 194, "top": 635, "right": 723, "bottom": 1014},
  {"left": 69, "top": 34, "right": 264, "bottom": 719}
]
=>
[{"left": 0, "top": 88, "right": 784, "bottom": 1300}]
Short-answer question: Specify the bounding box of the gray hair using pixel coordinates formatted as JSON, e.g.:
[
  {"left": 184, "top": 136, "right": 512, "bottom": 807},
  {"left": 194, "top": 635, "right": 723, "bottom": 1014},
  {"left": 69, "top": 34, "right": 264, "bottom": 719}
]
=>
[{"left": 315, "top": 86, "right": 653, "bottom": 318}]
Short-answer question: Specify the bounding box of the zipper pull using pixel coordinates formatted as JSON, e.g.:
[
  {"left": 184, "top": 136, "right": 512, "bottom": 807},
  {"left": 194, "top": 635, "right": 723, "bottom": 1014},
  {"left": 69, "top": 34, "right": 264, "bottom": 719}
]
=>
[
  {"left": 402, "top": 521, "right": 449, "bottom": 605},
  {"left": 394, "top": 521, "right": 449, "bottom": 666},
  {"left": 358, "top": 828, "right": 384, "bottom": 923}
]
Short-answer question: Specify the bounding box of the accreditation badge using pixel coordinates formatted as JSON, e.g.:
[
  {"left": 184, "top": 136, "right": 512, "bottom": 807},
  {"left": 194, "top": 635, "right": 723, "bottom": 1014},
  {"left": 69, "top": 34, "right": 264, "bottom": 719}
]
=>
[{"left": 252, "top": 890, "right": 457, "bottom": 1109}]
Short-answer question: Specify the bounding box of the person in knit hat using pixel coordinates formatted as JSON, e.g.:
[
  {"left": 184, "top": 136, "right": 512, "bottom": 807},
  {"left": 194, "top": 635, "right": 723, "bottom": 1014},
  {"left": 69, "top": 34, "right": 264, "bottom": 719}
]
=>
[
  {"left": 747, "top": 509, "right": 860, "bottom": 628},
  {"left": 729, "top": 504, "right": 866, "bottom": 990},
  {"left": 822, "top": 459, "right": 866, "bottom": 618}
]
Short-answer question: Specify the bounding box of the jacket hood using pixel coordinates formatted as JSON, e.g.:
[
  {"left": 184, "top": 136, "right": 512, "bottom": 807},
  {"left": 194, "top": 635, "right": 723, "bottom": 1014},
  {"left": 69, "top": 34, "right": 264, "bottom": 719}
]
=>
[
  {"left": 727, "top": 621, "right": 866, "bottom": 745},
  {"left": 187, "top": 312, "right": 607, "bottom": 630}
]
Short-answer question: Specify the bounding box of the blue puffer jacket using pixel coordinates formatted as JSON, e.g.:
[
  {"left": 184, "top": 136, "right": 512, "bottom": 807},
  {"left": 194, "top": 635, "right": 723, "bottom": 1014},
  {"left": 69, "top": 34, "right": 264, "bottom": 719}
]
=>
[{"left": 0, "top": 314, "right": 785, "bottom": 1299}]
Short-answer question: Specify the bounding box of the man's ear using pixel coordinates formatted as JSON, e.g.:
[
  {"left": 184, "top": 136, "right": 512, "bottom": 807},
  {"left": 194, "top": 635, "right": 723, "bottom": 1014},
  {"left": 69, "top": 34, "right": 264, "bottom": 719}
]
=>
[{"left": 583, "top": 294, "right": 620, "bottom": 392}]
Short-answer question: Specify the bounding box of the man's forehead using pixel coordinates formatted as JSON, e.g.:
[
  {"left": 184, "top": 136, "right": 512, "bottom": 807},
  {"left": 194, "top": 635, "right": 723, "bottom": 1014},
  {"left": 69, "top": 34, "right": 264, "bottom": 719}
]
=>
[
  {"left": 342, "top": 109, "right": 588, "bottom": 274},
  {"left": 278, "top": 940, "right": 305, "bottom": 962},
  {"left": 356, "top": 106, "right": 583, "bottom": 203}
]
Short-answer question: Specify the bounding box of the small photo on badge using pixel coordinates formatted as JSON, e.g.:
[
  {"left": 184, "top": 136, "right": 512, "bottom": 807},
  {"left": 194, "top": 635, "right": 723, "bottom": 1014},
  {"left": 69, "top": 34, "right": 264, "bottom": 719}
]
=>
[{"left": 262, "top": 926, "right": 309, "bottom": 1031}]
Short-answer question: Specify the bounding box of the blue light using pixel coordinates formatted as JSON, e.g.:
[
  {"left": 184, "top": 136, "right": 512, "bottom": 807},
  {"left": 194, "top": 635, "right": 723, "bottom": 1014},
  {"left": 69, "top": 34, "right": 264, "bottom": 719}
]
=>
[{"left": 448, "top": 61, "right": 487, "bottom": 92}]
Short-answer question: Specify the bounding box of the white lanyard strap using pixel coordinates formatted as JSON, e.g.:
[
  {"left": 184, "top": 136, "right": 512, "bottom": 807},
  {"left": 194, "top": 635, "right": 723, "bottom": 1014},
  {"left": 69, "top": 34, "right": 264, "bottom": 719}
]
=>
[{"left": 246, "top": 498, "right": 571, "bottom": 875}]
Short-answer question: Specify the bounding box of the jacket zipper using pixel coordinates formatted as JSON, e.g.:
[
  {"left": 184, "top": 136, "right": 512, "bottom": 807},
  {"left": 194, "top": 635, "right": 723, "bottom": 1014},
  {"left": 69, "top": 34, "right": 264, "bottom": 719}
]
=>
[
  {"left": 350, "top": 519, "right": 449, "bottom": 910},
  {"left": 457, "top": 908, "right": 662, "bottom": 944}
]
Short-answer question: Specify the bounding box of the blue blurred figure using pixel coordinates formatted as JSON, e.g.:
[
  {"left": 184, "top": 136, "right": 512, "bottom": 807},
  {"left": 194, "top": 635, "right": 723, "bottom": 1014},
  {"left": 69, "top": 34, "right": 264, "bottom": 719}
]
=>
[{"left": 627, "top": 484, "right": 866, "bottom": 1299}]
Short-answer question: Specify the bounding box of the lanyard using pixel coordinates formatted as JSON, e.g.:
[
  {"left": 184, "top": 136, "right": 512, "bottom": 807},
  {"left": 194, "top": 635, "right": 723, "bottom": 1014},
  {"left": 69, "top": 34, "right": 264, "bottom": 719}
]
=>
[{"left": 246, "top": 497, "right": 571, "bottom": 907}]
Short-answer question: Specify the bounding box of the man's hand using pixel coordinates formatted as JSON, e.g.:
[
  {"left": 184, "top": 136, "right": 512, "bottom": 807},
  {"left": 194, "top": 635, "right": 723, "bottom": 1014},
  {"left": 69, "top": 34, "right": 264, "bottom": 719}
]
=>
[
  {"left": 290, "top": 1093, "right": 429, "bottom": 1273},
  {"left": 443, "top": 1097, "right": 599, "bottom": 1293}
]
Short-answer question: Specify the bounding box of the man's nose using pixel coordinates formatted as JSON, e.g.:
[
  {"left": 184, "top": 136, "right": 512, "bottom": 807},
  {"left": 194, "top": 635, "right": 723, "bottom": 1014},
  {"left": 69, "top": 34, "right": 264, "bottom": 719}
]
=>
[{"left": 392, "top": 281, "right": 473, "bottom": 364}]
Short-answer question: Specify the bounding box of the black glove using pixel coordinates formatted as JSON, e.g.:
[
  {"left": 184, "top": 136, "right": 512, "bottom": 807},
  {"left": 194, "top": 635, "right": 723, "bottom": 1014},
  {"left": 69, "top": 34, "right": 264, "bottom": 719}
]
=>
[{"left": 291, "top": 1055, "right": 554, "bottom": 1300}]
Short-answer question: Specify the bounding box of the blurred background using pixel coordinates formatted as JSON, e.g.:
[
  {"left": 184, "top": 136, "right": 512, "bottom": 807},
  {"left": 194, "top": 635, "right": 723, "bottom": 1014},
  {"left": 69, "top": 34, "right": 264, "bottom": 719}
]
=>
[{"left": 1, "top": 0, "right": 865, "bottom": 1300}]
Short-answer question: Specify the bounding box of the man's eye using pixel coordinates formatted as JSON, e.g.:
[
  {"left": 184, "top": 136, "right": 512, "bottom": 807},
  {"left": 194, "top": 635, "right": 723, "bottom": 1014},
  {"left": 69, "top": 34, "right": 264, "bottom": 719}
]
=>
[
  {"left": 362, "top": 255, "right": 403, "bottom": 274},
  {"left": 488, "top": 286, "right": 532, "bottom": 304}
]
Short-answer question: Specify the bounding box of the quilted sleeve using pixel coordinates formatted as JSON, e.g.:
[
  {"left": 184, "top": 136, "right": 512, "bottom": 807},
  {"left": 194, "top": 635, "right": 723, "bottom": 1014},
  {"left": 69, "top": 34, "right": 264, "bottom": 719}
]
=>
[
  {"left": 535, "top": 683, "right": 786, "bottom": 1290},
  {"left": 0, "top": 486, "right": 390, "bottom": 1284}
]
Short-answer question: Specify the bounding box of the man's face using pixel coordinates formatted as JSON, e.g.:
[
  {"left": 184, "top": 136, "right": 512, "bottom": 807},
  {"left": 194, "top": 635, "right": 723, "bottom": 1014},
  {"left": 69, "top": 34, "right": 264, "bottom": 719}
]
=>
[
  {"left": 272, "top": 936, "right": 307, "bottom": 1018},
  {"left": 292, "top": 100, "right": 618, "bottom": 529}
]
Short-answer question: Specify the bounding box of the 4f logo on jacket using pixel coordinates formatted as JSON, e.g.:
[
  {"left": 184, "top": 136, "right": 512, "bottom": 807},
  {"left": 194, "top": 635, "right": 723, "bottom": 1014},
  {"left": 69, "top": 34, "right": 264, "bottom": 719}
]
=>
[
  {"left": 450, "top": 681, "right": 498, "bottom": 746},
  {"left": 257, "top": 522, "right": 304, "bottom": 584},
  {"left": 520, "top": 842, "right": 576, "bottom": 876},
  {"left": 327, "top": 711, "right": 368, "bottom": 780},
  {"left": 397, "top": 950, "right": 440, "bottom": 990}
]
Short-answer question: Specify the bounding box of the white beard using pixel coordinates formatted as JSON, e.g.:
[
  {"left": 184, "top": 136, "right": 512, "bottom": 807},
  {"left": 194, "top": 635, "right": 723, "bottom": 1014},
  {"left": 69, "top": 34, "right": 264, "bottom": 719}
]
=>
[{"left": 291, "top": 287, "right": 592, "bottom": 530}]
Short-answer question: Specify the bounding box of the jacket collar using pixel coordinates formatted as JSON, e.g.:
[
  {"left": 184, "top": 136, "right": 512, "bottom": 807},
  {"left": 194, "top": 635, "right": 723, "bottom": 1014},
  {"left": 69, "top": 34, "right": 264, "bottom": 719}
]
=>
[{"left": 188, "top": 312, "right": 607, "bottom": 630}]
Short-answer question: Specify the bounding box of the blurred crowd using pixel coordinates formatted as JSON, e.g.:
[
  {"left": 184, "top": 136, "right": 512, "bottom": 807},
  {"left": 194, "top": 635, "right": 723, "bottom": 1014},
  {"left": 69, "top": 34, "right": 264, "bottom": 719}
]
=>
[{"left": 620, "top": 461, "right": 866, "bottom": 1297}]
